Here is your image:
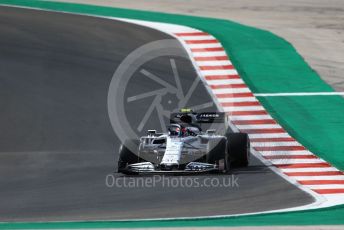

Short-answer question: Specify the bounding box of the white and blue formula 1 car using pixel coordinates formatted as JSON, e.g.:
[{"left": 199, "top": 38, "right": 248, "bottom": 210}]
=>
[{"left": 117, "top": 109, "right": 250, "bottom": 174}]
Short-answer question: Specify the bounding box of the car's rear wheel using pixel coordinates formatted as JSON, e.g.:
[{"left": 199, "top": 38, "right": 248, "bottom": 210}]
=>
[
  {"left": 117, "top": 139, "right": 140, "bottom": 173},
  {"left": 226, "top": 132, "right": 250, "bottom": 168}
]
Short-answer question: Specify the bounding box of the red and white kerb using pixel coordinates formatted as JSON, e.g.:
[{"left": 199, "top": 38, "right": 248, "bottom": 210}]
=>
[{"left": 174, "top": 31, "right": 344, "bottom": 196}]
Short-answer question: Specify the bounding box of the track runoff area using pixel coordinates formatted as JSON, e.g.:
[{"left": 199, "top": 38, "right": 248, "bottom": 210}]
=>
[{"left": 111, "top": 17, "right": 344, "bottom": 212}]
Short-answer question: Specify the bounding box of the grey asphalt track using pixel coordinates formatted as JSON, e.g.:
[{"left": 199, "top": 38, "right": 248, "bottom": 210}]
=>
[{"left": 0, "top": 6, "right": 313, "bottom": 221}]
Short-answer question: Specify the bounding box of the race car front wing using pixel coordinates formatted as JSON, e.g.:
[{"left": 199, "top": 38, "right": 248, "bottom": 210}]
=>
[{"left": 121, "top": 162, "right": 219, "bottom": 174}]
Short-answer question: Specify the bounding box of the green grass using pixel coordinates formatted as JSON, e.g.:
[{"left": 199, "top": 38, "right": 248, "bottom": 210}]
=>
[
  {"left": 0, "top": 0, "right": 343, "bottom": 227},
  {"left": 1, "top": 204, "right": 344, "bottom": 229}
]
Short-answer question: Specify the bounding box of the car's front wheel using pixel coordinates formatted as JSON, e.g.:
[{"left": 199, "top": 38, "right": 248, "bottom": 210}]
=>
[
  {"left": 206, "top": 138, "right": 228, "bottom": 173},
  {"left": 117, "top": 139, "right": 140, "bottom": 173}
]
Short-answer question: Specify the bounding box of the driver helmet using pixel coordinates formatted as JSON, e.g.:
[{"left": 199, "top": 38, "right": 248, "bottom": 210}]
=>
[{"left": 168, "top": 124, "right": 186, "bottom": 137}]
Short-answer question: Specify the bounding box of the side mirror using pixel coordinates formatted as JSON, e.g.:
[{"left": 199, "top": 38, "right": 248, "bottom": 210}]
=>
[
  {"left": 147, "top": 130, "right": 157, "bottom": 136},
  {"left": 206, "top": 129, "right": 216, "bottom": 135}
]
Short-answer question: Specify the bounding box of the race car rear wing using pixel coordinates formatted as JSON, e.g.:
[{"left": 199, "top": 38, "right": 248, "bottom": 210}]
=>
[{"left": 170, "top": 112, "right": 226, "bottom": 124}]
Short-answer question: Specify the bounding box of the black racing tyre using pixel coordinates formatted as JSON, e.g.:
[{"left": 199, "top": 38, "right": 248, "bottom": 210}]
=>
[
  {"left": 206, "top": 138, "right": 227, "bottom": 164},
  {"left": 226, "top": 132, "right": 250, "bottom": 168},
  {"left": 117, "top": 139, "right": 140, "bottom": 173}
]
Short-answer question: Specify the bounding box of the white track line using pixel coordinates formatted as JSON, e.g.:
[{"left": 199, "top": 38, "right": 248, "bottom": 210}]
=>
[
  {"left": 192, "top": 51, "right": 227, "bottom": 57},
  {"left": 201, "top": 69, "right": 238, "bottom": 76},
  {"left": 260, "top": 150, "right": 313, "bottom": 156},
  {"left": 248, "top": 133, "right": 292, "bottom": 138},
  {"left": 290, "top": 175, "right": 344, "bottom": 181},
  {"left": 196, "top": 60, "right": 232, "bottom": 66},
  {"left": 252, "top": 141, "right": 302, "bottom": 147},
  {"left": 270, "top": 159, "right": 325, "bottom": 165},
  {"left": 187, "top": 43, "right": 222, "bottom": 49},
  {"left": 205, "top": 79, "right": 244, "bottom": 85},
  {"left": 229, "top": 115, "right": 273, "bottom": 120},
  {"left": 235, "top": 124, "right": 282, "bottom": 129},
  {"left": 222, "top": 106, "right": 266, "bottom": 112},
  {"left": 255, "top": 92, "right": 344, "bottom": 96},
  {"left": 178, "top": 35, "right": 215, "bottom": 40},
  {"left": 211, "top": 87, "right": 251, "bottom": 94},
  {"left": 218, "top": 97, "right": 258, "bottom": 103},
  {"left": 306, "top": 184, "right": 344, "bottom": 189},
  {"left": 281, "top": 167, "right": 340, "bottom": 173}
]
